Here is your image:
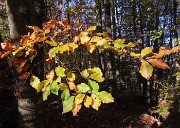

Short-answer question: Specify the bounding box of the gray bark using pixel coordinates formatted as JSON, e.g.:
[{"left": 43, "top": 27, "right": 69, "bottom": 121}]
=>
[{"left": 6, "top": 0, "right": 46, "bottom": 128}]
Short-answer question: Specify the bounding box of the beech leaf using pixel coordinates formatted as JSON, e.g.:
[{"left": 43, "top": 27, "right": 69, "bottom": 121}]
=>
[
  {"left": 147, "top": 59, "right": 170, "bottom": 69},
  {"left": 96, "top": 91, "right": 114, "bottom": 103},
  {"left": 50, "top": 81, "right": 59, "bottom": 95},
  {"left": 75, "top": 93, "right": 85, "bottom": 104},
  {"left": 61, "top": 89, "right": 70, "bottom": 101},
  {"left": 67, "top": 72, "right": 76, "bottom": 82},
  {"left": 84, "top": 95, "right": 92, "bottom": 108},
  {"left": 141, "top": 47, "right": 152, "bottom": 57},
  {"left": 91, "top": 94, "right": 101, "bottom": 110},
  {"left": 30, "top": 75, "right": 41, "bottom": 91},
  {"left": 59, "top": 83, "right": 68, "bottom": 90},
  {"left": 77, "top": 83, "right": 90, "bottom": 93},
  {"left": 139, "top": 60, "right": 153, "bottom": 80},
  {"left": 49, "top": 46, "right": 60, "bottom": 58},
  {"left": 88, "top": 80, "right": 99, "bottom": 93},
  {"left": 55, "top": 66, "right": 66, "bottom": 77},
  {"left": 62, "top": 96, "right": 74, "bottom": 114},
  {"left": 46, "top": 70, "right": 54, "bottom": 83}
]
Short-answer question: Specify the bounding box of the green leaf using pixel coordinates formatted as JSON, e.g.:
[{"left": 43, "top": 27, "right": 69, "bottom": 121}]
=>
[
  {"left": 50, "top": 81, "right": 59, "bottom": 95},
  {"left": 62, "top": 96, "right": 74, "bottom": 114},
  {"left": 67, "top": 71, "right": 76, "bottom": 82},
  {"left": 59, "top": 83, "right": 68, "bottom": 90},
  {"left": 38, "top": 80, "right": 49, "bottom": 93},
  {"left": 88, "top": 80, "right": 99, "bottom": 93},
  {"left": 140, "top": 60, "right": 153, "bottom": 80},
  {"left": 61, "top": 89, "right": 70, "bottom": 101},
  {"left": 49, "top": 45, "right": 60, "bottom": 58},
  {"left": 55, "top": 66, "right": 66, "bottom": 77},
  {"left": 30, "top": 75, "right": 40, "bottom": 91},
  {"left": 77, "top": 83, "right": 90, "bottom": 93},
  {"left": 42, "top": 85, "right": 51, "bottom": 101},
  {"left": 96, "top": 91, "right": 114, "bottom": 103}
]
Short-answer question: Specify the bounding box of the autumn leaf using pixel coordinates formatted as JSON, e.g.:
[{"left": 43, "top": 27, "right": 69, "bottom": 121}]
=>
[
  {"left": 59, "top": 83, "right": 68, "bottom": 90},
  {"left": 86, "top": 43, "right": 96, "bottom": 53},
  {"left": 18, "top": 72, "right": 30, "bottom": 80},
  {"left": 81, "top": 69, "right": 89, "bottom": 78},
  {"left": 139, "top": 60, "right": 153, "bottom": 80},
  {"left": 20, "top": 35, "right": 29, "bottom": 46},
  {"left": 77, "top": 83, "right": 90, "bottom": 93},
  {"left": 30, "top": 75, "right": 41, "bottom": 91},
  {"left": 44, "top": 20, "right": 56, "bottom": 29},
  {"left": 46, "top": 70, "right": 54, "bottom": 83},
  {"left": 147, "top": 59, "right": 170, "bottom": 69},
  {"left": 42, "top": 85, "right": 51, "bottom": 101},
  {"left": 38, "top": 80, "right": 49, "bottom": 93},
  {"left": 68, "top": 43, "right": 78, "bottom": 52},
  {"left": 0, "top": 51, "right": 11, "bottom": 59},
  {"left": 90, "top": 36, "right": 102, "bottom": 43},
  {"left": 68, "top": 82, "right": 77, "bottom": 91},
  {"left": 141, "top": 47, "right": 152, "bottom": 57},
  {"left": 16, "top": 60, "right": 26, "bottom": 73},
  {"left": 91, "top": 94, "right": 101, "bottom": 110},
  {"left": 48, "top": 46, "right": 60, "bottom": 58},
  {"left": 27, "top": 26, "right": 43, "bottom": 32},
  {"left": 1, "top": 40, "right": 16, "bottom": 51},
  {"left": 86, "top": 26, "right": 96, "bottom": 32},
  {"left": 171, "top": 46, "right": 180, "bottom": 53},
  {"left": 55, "top": 66, "right": 66, "bottom": 77},
  {"left": 46, "top": 40, "right": 58, "bottom": 46},
  {"left": 84, "top": 95, "right": 92, "bottom": 108},
  {"left": 96, "top": 91, "right": 114, "bottom": 103},
  {"left": 75, "top": 93, "right": 85, "bottom": 104},
  {"left": 59, "top": 44, "right": 68, "bottom": 54},
  {"left": 96, "top": 39, "right": 108, "bottom": 46},
  {"left": 88, "top": 67, "right": 105, "bottom": 82},
  {"left": 67, "top": 72, "right": 76, "bottom": 82},
  {"left": 130, "top": 52, "right": 141, "bottom": 58},
  {"left": 113, "top": 39, "right": 126, "bottom": 48}
]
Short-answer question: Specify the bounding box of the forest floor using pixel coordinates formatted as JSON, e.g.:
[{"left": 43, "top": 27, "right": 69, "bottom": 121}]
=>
[{"left": 46, "top": 95, "right": 180, "bottom": 128}]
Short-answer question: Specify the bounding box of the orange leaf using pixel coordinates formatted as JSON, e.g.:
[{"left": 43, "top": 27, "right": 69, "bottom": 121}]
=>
[
  {"left": 45, "top": 20, "right": 55, "bottom": 29},
  {"left": 155, "top": 47, "right": 171, "bottom": 58},
  {"left": 72, "top": 104, "right": 82, "bottom": 116},
  {"left": 0, "top": 51, "right": 11, "bottom": 59},
  {"left": 139, "top": 60, "right": 153, "bottom": 80},
  {"left": 87, "top": 26, "right": 96, "bottom": 32},
  {"left": 20, "top": 35, "right": 29, "bottom": 46},
  {"left": 27, "top": 26, "right": 43, "bottom": 32},
  {"left": 19, "top": 72, "right": 30, "bottom": 80},
  {"left": 1, "top": 40, "right": 16, "bottom": 51},
  {"left": 147, "top": 59, "right": 170, "bottom": 69},
  {"left": 16, "top": 60, "right": 26, "bottom": 73},
  {"left": 68, "top": 82, "right": 77, "bottom": 91},
  {"left": 171, "top": 46, "right": 180, "bottom": 53}
]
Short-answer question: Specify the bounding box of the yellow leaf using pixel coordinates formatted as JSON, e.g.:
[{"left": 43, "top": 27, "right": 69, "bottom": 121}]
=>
[
  {"left": 87, "top": 26, "right": 96, "bottom": 32},
  {"left": 96, "top": 39, "right": 108, "bottom": 46},
  {"left": 80, "top": 35, "right": 91, "bottom": 44},
  {"left": 59, "top": 83, "right": 68, "bottom": 90},
  {"left": 84, "top": 95, "right": 92, "bottom": 108},
  {"left": 46, "top": 70, "right": 54, "bottom": 83},
  {"left": 141, "top": 47, "right": 152, "bottom": 57},
  {"left": 90, "top": 36, "right": 102, "bottom": 43},
  {"left": 30, "top": 75, "right": 40, "bottom": 91},
  {"left": 91, "top": 94, "right": 101, "bottom": 110},
  {"left": 67, "top": 72, "right": 76, "bottom": 82},
  {"left": 81, "top": 69, "right": 89, "bottom": 78},
  {"left": 68, "top": 43, "right": 78, "bottom": 52},
  {"left": 75, "top": 93, "right": 85, "bottom": 104},
  {"left": 86, "top": 43, "right": 96, "bottom": 53},
  {"left": 139, "top": 60, "right": 153, "bottom": 80},
  {"left": 46, "top": 40, "right": 58, "bottom": 46},
  {"left": 59, "top": 44, "right": 68, "bottom": 54},
  {"left": 130, "top": 52, "right": 141, "bottom": 58}
]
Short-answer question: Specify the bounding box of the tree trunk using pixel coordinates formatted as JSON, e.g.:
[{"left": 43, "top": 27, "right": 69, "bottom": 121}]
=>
[{"left": 6, "top": 0, "right": 46, "bottom": 128}]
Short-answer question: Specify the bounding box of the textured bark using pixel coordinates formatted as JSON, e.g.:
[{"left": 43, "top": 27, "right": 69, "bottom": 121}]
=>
[{"left": 6, "top": 0, "right": 45, "bottom": 128}]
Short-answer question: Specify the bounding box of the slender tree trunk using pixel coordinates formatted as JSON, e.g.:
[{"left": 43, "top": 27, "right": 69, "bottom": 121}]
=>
[{"left": 6, "top": 0, "right": 46, "bottom": 128}]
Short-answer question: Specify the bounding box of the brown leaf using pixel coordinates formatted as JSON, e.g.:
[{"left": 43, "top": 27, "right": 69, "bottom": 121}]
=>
[
  {"left": 16, "top": 60, "right": 26, "bottom": 73},
  {"left": 147, "top": 59, "right": 170, "bottom": 69},
  {"left": 19, "top": 72, "right": 30, "bottom": 80},
  {"left": 0, "top": 51, "right": 11, "bottom": 59}
]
